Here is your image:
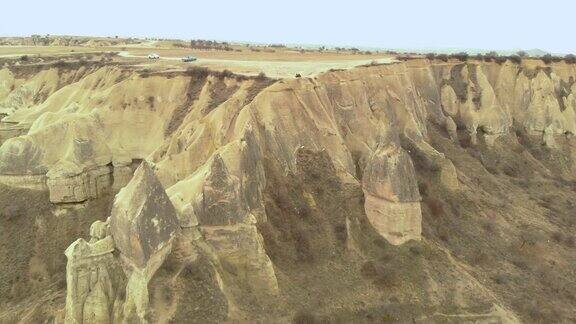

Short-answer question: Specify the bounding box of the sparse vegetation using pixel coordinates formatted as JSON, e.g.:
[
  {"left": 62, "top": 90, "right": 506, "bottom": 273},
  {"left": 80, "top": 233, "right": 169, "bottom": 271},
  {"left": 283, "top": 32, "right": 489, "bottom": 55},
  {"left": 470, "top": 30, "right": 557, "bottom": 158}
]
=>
[
  {"left": 508, "top": 55, "right": 522, "bottom": 64},
  {"left": 542, "top": 54, "right": 554, "bottom": 64},
  {"left": 564, "top": 54, "right": 576, "bottom": 64},
  {"left": 484, "top": 51, "right": 498, "bottom": 62},
  {"left": 436, "top": 54, "right": 448, "bottom": 62},
  {"left": 450, "top": 52, "right": 469, "bottom": 62},
  {"left": 494, "top": 56, "right": 507, "bottom": 64},
  {"left": 425, "top": 197, "right": 445, "bottom": 218},
  {"left": 541, "top": 54, "right": 562, "bottom": 64},
  {"left": 293, "top": 310, "right": 317, "bottom": 324},
  {"left": 189, "top": 39, "right": 233, "bottom": 51}
]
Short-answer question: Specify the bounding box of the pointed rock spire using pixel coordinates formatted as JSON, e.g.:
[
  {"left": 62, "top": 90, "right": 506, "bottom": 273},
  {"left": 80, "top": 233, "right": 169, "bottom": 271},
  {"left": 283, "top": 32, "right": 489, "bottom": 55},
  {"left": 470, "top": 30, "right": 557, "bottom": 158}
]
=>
[{"left": 109, "top": 161, "right": 179, "bottom": 268}]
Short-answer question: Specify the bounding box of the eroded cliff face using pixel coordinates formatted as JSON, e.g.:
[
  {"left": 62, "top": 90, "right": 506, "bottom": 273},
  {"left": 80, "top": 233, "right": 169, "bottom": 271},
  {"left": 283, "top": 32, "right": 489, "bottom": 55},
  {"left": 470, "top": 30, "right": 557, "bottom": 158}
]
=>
[{"left": 2, "top": 58, "right": 576, "bottom": 322}]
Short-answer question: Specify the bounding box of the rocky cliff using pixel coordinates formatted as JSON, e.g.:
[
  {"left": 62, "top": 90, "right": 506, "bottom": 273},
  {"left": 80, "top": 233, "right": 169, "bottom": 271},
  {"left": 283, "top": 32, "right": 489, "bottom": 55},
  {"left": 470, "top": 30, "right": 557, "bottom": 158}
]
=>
[{"left": 2, "top": 58, "right": 576, "bottom": 322}]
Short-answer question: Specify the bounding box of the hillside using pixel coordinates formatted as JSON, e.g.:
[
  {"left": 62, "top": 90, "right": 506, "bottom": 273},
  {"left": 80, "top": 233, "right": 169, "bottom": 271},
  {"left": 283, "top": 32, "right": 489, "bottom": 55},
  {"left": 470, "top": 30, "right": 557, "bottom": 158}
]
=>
[{"left": 1, "top": 56, "right": 576, "bottom": 323}]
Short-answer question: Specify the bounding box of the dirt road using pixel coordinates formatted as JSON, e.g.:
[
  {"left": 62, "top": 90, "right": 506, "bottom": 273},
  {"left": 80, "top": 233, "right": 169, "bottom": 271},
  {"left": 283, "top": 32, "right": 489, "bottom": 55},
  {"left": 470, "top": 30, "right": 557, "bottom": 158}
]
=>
[{"left": 117, "top": 51, "right": 395, "bottom": 78}]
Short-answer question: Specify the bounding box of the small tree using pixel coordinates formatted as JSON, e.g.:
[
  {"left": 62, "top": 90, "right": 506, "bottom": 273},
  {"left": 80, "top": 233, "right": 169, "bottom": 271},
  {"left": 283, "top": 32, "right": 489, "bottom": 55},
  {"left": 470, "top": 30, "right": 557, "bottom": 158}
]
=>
[
  {"left": 542, "top": 54, "right": 553, "bottom": 64},
  {"left": 484, "top": 51, "right": 498, "bottom": 62},
  {"left": 509, "top": 55, "right": 522, "bottom": 64},
  {"left": 256, "top": 72, "right": 267, "bottom": 80},
  {"left": 495, "top": 56, "right": 507, "bottom": 64},
  {"left": 451, "top": 52, "right": 469, "bottom": 61},
  {"left": 516, "top": 50, "right": 527, "bottom": 58},
  {"left": 564, "top": 54, "right": 576, "bottom": 64}
]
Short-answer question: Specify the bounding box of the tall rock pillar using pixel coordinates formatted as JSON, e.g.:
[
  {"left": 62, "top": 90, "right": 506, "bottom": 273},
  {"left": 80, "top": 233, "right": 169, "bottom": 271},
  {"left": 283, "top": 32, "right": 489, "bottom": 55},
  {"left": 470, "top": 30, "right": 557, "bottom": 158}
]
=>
[{"left": 109, "top": 161, "right": 180, "bottom": 322}]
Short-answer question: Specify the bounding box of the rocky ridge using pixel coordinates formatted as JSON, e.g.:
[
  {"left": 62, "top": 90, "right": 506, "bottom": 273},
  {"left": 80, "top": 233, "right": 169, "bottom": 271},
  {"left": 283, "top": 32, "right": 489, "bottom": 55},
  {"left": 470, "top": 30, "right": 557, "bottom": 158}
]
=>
[{"left": 1, "top": 58, "right": 576, "bottom": 322}]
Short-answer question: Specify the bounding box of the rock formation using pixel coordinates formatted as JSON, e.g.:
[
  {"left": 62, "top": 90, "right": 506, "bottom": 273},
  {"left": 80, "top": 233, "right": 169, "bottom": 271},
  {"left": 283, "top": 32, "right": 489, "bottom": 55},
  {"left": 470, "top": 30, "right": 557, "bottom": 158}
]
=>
[
  {"left": 64, "top": 220, "right": 124, "bottom": 324},
  {"left": 109, "top": 161, "right": 179, "bottom": 322},
  {"left": 65, "top": 161, "right": 180, "bottom": 323},
  {"left": 5, "top": 57, "right": 576, "bottom": 322},
  {"left": 543, "top": 124, "right": 557, "bottom": 148},
  {"left": 362, "top": 142, "right": 422, "bottom": 245},
  {"left": 445, "top": 115, "right": 458, "bottom": 142}
]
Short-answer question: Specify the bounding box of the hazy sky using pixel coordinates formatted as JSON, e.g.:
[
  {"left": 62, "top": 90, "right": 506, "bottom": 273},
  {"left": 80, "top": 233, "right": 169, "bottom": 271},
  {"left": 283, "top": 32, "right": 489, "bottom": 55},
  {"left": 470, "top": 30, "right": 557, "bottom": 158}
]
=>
[{"left": 1, "top": 0, "right": 575, "bottom": 53}]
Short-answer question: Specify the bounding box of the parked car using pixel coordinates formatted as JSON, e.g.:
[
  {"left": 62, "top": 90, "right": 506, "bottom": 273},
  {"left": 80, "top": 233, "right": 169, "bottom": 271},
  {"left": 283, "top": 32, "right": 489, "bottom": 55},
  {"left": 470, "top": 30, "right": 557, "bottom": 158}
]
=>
[
  {"left": 147, "top": 53, "right": 160, "bottom": 59},
  {"left": 182, "top": 55, "right": 197, "bottom": 62}
]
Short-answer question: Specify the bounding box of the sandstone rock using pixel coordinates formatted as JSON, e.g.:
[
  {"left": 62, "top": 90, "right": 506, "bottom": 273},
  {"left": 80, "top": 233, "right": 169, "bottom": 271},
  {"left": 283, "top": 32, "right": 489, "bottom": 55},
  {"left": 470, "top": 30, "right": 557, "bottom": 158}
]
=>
[
  {"left": 543, "top": 124, "right": 557, "bottom": 148},
  {"left": 470, "top": 128, "right": 479, "bottom": 146},
  {"left": 237, "top": 126, "right": 267, "bottom": 223},
  {"left": 445, "top": 115, "right": 458, "bottom": 142},
  {"left": 170, "top": 193, "right": 200, "bottom": 228},
  {"left": 111, "top": 156, "right": 134, "bottom": 191},
  {"left": 201, "top": 223, "right": 279, "bottom": 296},
  {"left": 438, "top": 158, "right": 459, "bottom": 190},
  {"left": 64, "top": 221, "right": 124, "bottom": 324},
  {"left": 196, "top": 154, "right": 249, "bottom": 225},
  {"left": 441, "top": 85, "right": 459, "bottom": 117},
  {"left": 404, "top": 137, "right": 459, "bottom": 190},
  {"left": 0, "top": 136, "right": 45, "bottom": 174},
  {"left": 47, "top": 162, "right": 89, "bottom": 203},
  {"left": 363, "top": 143, "right": 421, "bottom": 203},
  {"left": 47, "top": 163, "right": 113, "bottom": 203},
  {"left": 111, "top": 165, "right": 133, "bottom": 191},
  {"left": 439, "top": 64, "right": 511, "bottom": 144},
  {"left": 109, "top": 160, "right": 179, "bottom": 268},
  {"left": 362, "top": 144, "right": 420, "bottom": 202},
  {"left": 89, "top": 219, "right": 109, "bottom": 242},
  {"left": 109, "top": 160, "right": 180, "bottom": 322},
  {"left": 483, "top": 133, "right": 501, "bottom": 147},
  {"left": 362, "top": 143, "right": 422, "bottom": 245},
  {"left": 363, "top": 194, "right": 422, "bottom": 245}
]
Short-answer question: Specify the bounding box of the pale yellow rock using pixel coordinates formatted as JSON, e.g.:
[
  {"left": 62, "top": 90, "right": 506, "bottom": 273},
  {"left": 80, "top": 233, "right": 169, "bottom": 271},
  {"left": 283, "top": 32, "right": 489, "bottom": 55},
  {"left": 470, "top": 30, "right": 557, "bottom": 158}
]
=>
[
  {"left": 405, "top": 137, "right": 459, "bottom": 190},
  {"left": 441, "top": 85, "right": 459, "bottom": 117},
  {"left": 47, "top": 164, "right": 113, "bottom": 203},
  {"left": 201, "top": 223, "right": 279, "bottom": 296},
  {"left": 109, "top": 161, "right": 179, "bottom": 268},
  {"left": 543, "top": 124, "right": 557, "bottom": 148},
  {"left": 64, "top": 226, "right": 124, "bottom": 324},
  {"left": 362, "top": 143, "right": 422, "bottom": 244},
  {"left": 445, "top": 115, "right": 458, "bottom": 142},
  {"left": 109, "top": 161, "right": 180, "bottom": 322},
  {"left": 439, "top": 158, "right": 460, "bottom": 190},
  {"left": 363, "top": 193, "right": 422, "bottom": 245}
]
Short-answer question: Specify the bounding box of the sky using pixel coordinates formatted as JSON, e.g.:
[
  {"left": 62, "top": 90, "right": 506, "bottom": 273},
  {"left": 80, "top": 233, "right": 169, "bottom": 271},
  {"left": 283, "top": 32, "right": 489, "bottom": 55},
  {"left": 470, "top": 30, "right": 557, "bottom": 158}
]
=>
[{"left": 1, "top": 0, "right": 575, "bottom": 54}]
